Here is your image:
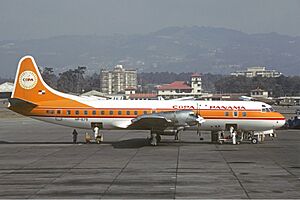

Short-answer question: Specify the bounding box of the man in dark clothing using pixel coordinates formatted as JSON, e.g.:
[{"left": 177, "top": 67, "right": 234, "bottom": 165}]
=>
[{"left": 72, "top": 129, "right": 78, "bottom": 144}]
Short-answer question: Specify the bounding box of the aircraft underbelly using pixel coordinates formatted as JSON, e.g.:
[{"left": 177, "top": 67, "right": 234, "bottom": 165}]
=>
[
  {"left": 198, "top": 119, "right": 277, "bottom": 131},
  {"left": 31, "top": 117, "right": 133, "bottom": 130}
]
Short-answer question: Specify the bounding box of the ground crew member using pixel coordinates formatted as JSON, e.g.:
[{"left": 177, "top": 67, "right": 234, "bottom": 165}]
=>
[
  {"left": 229, "top": 126, "right": 237, "bottom": 145},
  {"left": 72, "top": 129, "right": 78, "bottom": 144},
  {"left": 232, "top": 131, "right": 237, "bottom": 145}
]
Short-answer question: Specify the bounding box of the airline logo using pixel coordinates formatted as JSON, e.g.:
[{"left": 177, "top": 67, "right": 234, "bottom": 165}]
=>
[
  {"left": 173, "top": 105, "right": 195, "bottom": 109},
  {"left": 210, "top": 105, "right": 246, "bottom": 110},
  {"left": 19, "top": 71, "right": 38, "bottom": 89}
]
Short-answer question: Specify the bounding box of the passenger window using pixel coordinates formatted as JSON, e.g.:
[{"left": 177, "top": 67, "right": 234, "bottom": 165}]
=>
[
  {"left": 242, "top": 112, "right": 247, "bottom": 117},
  {"left": 118, "top": 111, "right": 122, "bottom": 115},
  {"left": 109, "top": 111, "right": 113, "bottom": 115},
  {"left": 224, "top": 112, "right": 229, "bottom": 116},
  {"left": 57, "top": 110, "right": 61, "bottom": 114},
  {"left": 75, "top": 110, "right": 79, "bottom": 115},
  {"left": 101, "top": 110, "right": 105, "bottom": 115},
  {"left": 233, "top": 111, "right": 238, "bottom": 117},
  {"left": 143, "top": 111, "right": 147, "bottom": 114},
  {"left": 92, "top": 111, "right": 96, "bottom": 115},
  {"left": 47, "top": 110, "right": 54, "bottom": 114},
  {"left": 67, "top": 110, "right": 71, "bottom": 115},
  {"left": 152, "top": 110, "right": 156, "bottom": 114},
  {"left": 84, "top": 111, "right": 88, "bottom": 115},
  {"left": 134, "top": 111, "right": 138, "bottom": 115},
  {"left": 126, "top": 111, "right": 130, "bottom": 115}
]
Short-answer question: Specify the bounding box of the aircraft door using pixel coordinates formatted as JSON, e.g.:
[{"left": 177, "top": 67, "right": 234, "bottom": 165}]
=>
[
  {"left": 91, "top": 122, "right": 103, "bottom": 129},
  {"left": 225, "top": 123, "right": 238, "bottom": 131}
]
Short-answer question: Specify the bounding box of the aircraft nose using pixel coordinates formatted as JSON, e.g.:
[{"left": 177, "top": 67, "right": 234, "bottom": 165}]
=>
[{"left": 274, "top": 113, "right": 286, "bottom": 129}]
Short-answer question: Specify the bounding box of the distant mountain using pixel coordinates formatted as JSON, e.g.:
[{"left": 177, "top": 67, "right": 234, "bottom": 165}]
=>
[{"left": 1, "top": 26, "right": 300, "bottom": 77}]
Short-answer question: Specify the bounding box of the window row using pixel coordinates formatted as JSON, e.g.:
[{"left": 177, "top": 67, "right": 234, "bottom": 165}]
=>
[
  {"left": 46, "top": 110, "right": 155, "bottom": 115},
  {"left": 224, "top": 111, "right": 247, "bottom": 117}
]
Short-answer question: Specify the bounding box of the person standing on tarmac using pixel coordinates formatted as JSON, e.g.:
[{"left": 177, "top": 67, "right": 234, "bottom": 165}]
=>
[{"left": 72, "top": 129, "right": 78, "bottom": 144}]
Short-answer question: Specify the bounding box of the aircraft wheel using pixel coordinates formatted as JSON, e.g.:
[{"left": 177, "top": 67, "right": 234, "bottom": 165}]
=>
[
  {"left": 96, "top": 136, "right": 102, "bottom": 144},
  {"left": 251, "top": 138, "right": 258, "bottom": 144}
]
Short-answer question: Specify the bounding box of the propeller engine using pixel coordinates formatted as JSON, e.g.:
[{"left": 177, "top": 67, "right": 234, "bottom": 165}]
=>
[{"left": 156, "top": 110, "right": 205, "bottom": 130}]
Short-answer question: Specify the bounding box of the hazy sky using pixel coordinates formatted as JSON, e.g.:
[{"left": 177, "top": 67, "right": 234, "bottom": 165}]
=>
[{"left": 0, "top": 0, "right": 299, "bottom": 40}]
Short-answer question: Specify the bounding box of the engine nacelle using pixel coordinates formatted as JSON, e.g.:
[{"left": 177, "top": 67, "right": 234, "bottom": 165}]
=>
[{"left": 155, "top": 110, "right": 201, "bottom": 128}]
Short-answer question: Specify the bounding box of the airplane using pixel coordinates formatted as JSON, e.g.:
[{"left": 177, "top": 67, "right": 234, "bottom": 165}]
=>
[
  {"left": 8, "top": 56, "right": 286, "bottom": 145},
  {"left": 239, "top": 96, "right": 254, "bottom": 101}
]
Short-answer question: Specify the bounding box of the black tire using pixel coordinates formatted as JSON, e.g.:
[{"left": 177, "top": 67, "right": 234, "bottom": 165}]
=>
[{"left": 251, "top": 138, "right": 258, "bottom": 144}]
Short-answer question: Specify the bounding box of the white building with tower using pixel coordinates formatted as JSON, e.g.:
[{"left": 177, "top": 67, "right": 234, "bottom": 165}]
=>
[{"left": 156, "top": 73, "right": 202, "bottom": 99}]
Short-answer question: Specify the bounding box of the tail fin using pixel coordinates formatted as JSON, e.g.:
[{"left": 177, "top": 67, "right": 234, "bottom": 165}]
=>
[{"left": 11, "top": 56, "right": 66, "bottom": 104}]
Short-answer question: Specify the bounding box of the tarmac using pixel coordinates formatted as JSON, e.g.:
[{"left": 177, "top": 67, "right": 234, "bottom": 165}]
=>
[{"left": 0, "top": 107, "right": 299, "bottom": 199}]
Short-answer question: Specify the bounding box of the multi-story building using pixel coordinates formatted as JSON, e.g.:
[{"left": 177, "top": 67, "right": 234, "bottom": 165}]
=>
[
  {"left": 100, "top": 65, "right": 137, "bottom": 94},
  {"left": 156, "top": 73, "right": 202, "bottom": 99},
  {"left": 231, "top": 66, "right": 282, "bottom": 78}
]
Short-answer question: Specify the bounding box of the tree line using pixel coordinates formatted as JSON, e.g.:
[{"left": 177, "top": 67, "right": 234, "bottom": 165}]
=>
[{"left": 41, "top": 66, "right": 99, "bottom": 94}]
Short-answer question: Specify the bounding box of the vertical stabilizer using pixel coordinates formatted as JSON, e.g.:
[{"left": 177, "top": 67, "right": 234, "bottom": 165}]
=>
[{"left": 12, "top": 56, "right": 65, "bottom": 104}]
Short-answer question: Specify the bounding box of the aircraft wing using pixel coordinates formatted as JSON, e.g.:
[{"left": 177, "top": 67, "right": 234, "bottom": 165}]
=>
[
  {"left": 125, "top": 110, "right": 203, "bottom": 131},
  {"left": 128, "top": 115, "right": 172, "bottom": 130}
]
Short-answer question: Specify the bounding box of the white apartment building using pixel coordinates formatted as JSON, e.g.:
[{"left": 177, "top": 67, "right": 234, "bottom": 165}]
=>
[
  {"left": 100, "top": 65, "right": 137, "bottom": 94},
  {"left": 231, "top": 66, "right": 282, "bottom": 78}
]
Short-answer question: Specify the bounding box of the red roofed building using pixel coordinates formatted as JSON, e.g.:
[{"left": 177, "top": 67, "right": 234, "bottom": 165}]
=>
[
  {"left": 156, "top": 74, "right": 202, "bottom": 99},
  {"left": 157, "top": 81, "right": 192, "bottom": 91},
  {"left": 129, "top": 93, "right": 158, "bottom": 100}
]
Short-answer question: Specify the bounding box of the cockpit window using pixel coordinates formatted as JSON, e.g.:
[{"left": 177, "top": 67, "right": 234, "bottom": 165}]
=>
[{"left": 269, "top": 107, "right": 274, "bottom": 112}]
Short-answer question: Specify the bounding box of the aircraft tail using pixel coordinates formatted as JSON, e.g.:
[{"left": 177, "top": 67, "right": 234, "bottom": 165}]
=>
[{"left": 11, "top": 56, "right": 66, "bottom": 104}]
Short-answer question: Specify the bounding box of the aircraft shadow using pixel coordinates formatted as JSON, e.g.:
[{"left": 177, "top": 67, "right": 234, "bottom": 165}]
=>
[
  {"left": 110, "top": 138, "right": 150, "bottom": 149},
  {"left": 110, "top": 139, "right": 214, "bottom": 149}
]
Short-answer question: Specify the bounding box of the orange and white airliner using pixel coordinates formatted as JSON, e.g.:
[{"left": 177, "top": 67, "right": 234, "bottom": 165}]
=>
[{"left": 9, "top": 56, "right": 285, "bottom": 145}]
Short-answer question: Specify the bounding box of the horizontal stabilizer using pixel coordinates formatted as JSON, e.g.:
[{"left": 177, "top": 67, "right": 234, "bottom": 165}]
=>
[{"left": 8, "top": 98, "right": 37, "bottom": 114}]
